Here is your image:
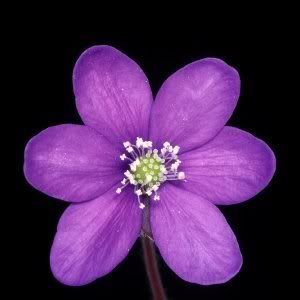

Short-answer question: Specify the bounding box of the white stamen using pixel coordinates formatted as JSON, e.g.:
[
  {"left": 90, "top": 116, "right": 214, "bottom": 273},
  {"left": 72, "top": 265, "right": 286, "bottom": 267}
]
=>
[
  {"left": 171, "top": 162, "right": 180, "bottom": 171},
  {"left": 178, "top": 172, "right": 186, "bottom": 180},
  {"left": 135, "top": 189, "right": 142, "bottom": 196},
  {"left": 145, "top": 141, "right": 153, "bottom": 148},
  {"left": 126, "top": 146, "right": 134, "bottom": 153},
  {"left": 154, "top": 194, "right": 160, "bottom": 201},
  {"left": 146, "top": 150, "right": 152, "bottom": 157},
  {"left": 152, "top": 184, "right": 159, "bottom": 192},
  {"left": 136, "top": 137, "right": 144, "bottom": 148},
  {"left": 161, "top": 148, "right": 167, "bottom": 156},
  {"left": 124, "top": 170, "right": 132, "bottom": 177},
  {"left": 120, "top": 154, "right": 127, "bottom": 160},
  {"left": 160, "top": 165, "right": 168, "bottom": 174},
  {"left": 129, "top": 178, "right": 137, "bottom": 185},
  {"left": 130, "top": 163, "right": 137, "bottom": 172},
  {"left": 173, "top": 146, "right": 180, "bottom": 154},
  {"left": 155, "top": 156, "right": 162, "bottom": 162}
]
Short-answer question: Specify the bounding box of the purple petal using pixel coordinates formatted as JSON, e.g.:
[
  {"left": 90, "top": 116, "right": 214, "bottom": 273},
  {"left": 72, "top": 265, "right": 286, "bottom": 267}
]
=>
[
  {"left": 149, "top": 58, "right": 240, "bottom": 152},
  {"left": 24, "top": 124, "right": 122, "bottom": 202},
  {"left": 151, "top": 184, "right": 242, "bottom": 285},
  {"left": 73, "top": 45, "right": 153, "bottom": 145},
  {"left": 50, "top": 185, "right": 142, "bottom": 286},
  {"left": 179, "top": 126, "right": 276, "bottom": 205}
]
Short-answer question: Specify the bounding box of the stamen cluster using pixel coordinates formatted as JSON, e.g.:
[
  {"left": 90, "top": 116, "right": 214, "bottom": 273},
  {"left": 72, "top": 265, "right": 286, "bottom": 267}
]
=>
[{"left": 117, "top": 137, "right": 185, "bottom": 209}]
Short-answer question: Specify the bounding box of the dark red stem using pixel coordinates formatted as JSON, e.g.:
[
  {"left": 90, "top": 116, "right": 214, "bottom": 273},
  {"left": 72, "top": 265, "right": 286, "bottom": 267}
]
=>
[{"left": 142, "top": 236, "right": 167, "bottom": 300}]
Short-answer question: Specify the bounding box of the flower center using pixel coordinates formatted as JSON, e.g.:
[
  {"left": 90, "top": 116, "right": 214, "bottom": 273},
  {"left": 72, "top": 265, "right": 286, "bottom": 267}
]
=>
[
  {"left": 132, "top": 155, "right": 163, "bottom": 187},
  {"left": 116, "top": 138, "right": 185, "bottom": 209}
]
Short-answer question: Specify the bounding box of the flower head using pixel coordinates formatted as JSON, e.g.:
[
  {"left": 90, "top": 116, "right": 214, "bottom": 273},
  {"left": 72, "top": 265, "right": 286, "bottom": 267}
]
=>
[{"left": 24, "top": 46, "right": 276, "bottom": 286}]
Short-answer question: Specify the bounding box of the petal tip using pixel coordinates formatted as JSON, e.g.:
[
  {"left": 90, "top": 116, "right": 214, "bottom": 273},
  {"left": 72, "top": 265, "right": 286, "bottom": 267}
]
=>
[
  {"left": 183, "top": 243, "right": 243, "bottom": 286},
  {"left": 199, "top": 57, "right": 241, "bottom": 96},
  {"left": 49, "top": 250, "right": 93, "bottom": 286}
]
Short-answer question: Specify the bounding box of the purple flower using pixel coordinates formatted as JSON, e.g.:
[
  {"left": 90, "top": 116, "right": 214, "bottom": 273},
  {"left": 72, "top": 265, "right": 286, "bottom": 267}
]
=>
[{"left": 24, "top": 45, "right": 276, "bottom": 286}]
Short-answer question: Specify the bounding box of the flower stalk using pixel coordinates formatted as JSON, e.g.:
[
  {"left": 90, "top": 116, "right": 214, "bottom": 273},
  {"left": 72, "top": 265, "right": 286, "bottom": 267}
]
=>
[{"left": 142, "top": 236, "right": 167, "bottom": 300}]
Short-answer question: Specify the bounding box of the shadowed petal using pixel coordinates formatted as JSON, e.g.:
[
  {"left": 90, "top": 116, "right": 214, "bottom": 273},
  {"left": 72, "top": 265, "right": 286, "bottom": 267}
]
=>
[
  {"left": 149, "top": 58, "right": 240, "bottom": 153},
  {"left": 73, "top": 45, "right": 153, "bottom": 145},
  {"left": 150, "top": 184, "right": 242, "bottom": 285},
  {"left": 50, "top": 185, "right": 142, "bottom": 286},
  {"left": 179, "top": 126, "right": 276, "bottom": 205},
  {"left": 24, "top": 124, "right": 122, "bottom": 202}
]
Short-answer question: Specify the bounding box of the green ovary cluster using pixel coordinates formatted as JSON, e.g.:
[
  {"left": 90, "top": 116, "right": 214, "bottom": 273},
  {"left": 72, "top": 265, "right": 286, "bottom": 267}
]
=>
[{"left": 133, "top": 156, "right": 163, "bottom": 187}]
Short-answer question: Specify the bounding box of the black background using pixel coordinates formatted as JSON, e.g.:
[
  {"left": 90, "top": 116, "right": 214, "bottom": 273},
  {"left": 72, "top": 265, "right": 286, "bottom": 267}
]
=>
[{"left": 13, "top": 20, "right": 286, "bottom": 300}]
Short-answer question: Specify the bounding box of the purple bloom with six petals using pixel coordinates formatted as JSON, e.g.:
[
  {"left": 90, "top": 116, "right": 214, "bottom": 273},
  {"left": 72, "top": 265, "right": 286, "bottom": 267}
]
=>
[{"left": 24, "top": 45, "right": 276, "bottom": 286}]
